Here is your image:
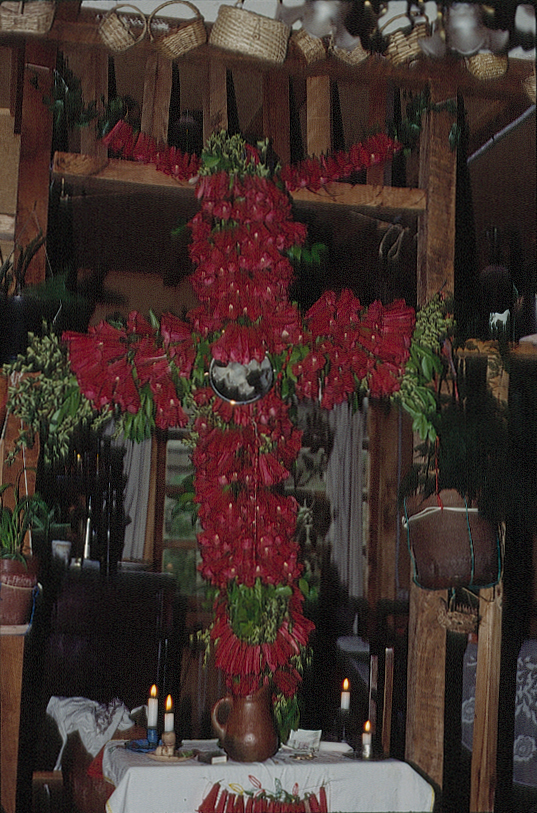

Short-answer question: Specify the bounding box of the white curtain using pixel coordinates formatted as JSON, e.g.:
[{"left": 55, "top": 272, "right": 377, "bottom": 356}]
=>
[
  {"left": 325, "top": 400, "right": 367, "bottom": 598},
  {"left": 104, "top": 423, "right": 152, "bottom": 561}
]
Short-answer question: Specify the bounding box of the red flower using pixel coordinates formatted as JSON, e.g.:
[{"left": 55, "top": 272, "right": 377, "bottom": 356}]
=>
[{"left": 211, "top": 323, "right": 267, "bottom": 365}]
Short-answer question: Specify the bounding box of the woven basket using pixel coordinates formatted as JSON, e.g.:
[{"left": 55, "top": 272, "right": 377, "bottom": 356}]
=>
[
  {"left": 0, "top": 1, "right": 55, "bottom": 34},
  {"left": 148, "top": 1, "right": 206, "bottom": 60},
  {"left": 330, "top": 37, "right": 369, "bottom": 67},
  {"left": 209, "top": 2, "right": 290, "bottom": 64},
  {"left": 465, "top": 53, "right": 508, "bottom": 80},
  {"left": 290, "top": 29, "right": 326, "bottom": 65},
  {"left": 380, "top": 13, "right": 429, "bottom": 67},
  {"left": 524, "top": 68, "right": 536, "bottom": 104},
  {"left": 437, "top": 600, "right": 478, "bottom": 635},
  {"left": 99, "top": 4, "right": 147, "bottom": 53}
]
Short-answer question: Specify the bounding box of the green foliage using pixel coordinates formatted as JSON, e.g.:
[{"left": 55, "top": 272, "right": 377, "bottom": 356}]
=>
[
  {"left": 200, "top": 132, "right": 278, "bottom": 180},
  {"left": 398, "top": 344, "right": 509, "bottom": 523},
  {"left": 0, "top": 476, "right": 49, "bottom": 560},
  {"left": 390, "top": 88, "right": 462, "bottom": 153},
  {"left": 1, "top": 231, "right": 46, "bottom": 296},
  {"left": 396, "top": 294, "right": 455, "bottom": 441},
  {"left": 3, "top": 330, "right": 109, "bottom": 469},
  {"left": 227, "top": 579, "right": 293, "bottom": 645},
  {"left": 43, "top": 53, "right": 97, "bottom": 133}
]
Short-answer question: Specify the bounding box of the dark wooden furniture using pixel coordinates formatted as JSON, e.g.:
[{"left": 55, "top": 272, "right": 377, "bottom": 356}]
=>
[{"left": 25, "top": 567, "right": 186, "bottom": 813}]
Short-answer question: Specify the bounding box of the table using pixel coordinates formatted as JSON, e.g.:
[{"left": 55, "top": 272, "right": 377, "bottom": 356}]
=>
[{"left": 103, "top": 739, "right": 435, "bottom": 813}]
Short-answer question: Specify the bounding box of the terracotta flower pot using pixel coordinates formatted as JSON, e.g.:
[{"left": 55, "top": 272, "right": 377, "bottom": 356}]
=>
[
  {"left": 403, "top": 489, "right": 501, "bottom": 590},
  {"left": 0, "top": 557, "right": 38, "bottom": 626}
]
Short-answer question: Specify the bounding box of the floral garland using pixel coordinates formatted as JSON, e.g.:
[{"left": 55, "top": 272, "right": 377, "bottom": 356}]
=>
[
  {"left": 64, "top": 130, "right": 452, "bottom": 741},
  {"left": 101, "top": 119, "right": 400, "bottom": 193}
]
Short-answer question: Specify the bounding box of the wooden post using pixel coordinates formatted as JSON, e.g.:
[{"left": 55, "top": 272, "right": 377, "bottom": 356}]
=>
[
  {"left": 367, "top": 402, "right": 413, "bottom": 608},
  {"left": 306, "top": 75, "right": 330, "bottom": 157},
  {"left": 404, "top": 78, "right": 458, "bottom": 789},
  {"left": 470, "top": 583, "right": 503, "bottom": 812},
  {"left": 262, "top": 73, "right": 290, "bottom": 166},
  {"left": 366, "top": 78, "right": 389, "bottom": 186},
  {"left": 416, "top": 81, "right": 457, "bottom": 303},
  {"left": 61, "top": 45, "right": 108, "bottom": 158},
  {"left": 203, "top": 60, "right": 227, "bottom": 142},
  {"left": 405, "top": 587, "right": 446, "bottom": 786},
  {"left": 15, "top": 40, "right": 56, "bottom": 285},
  {"left": 141, "top": 51, "right": 173, "bottom": 145},
  {"left": 0, "top": 628, "right": 27, "bottom": 813}
]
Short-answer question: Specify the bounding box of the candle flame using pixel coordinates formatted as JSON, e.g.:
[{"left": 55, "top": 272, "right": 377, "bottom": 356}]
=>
[
  {"left": 364, "top": 720, "right": 371, "bottom": 733},
  {"left": 150, "top": 684, "right": 157, "bottom": 698},
  {"left": 165, "top": 694, "right": 173, "bottom": 713},
  {"left": 342, "top": 678, "right": 349, "bottom": 691}
]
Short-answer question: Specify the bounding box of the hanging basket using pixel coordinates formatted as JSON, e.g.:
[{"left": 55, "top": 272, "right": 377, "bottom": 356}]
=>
[
  {"left": 329, "top": 36, "right": 369, "bottom": 66},
  {"left": 465, "top": 53, "right": 508, "bottom": 81},
  {"left": 290, "top": 29, "right": 326, "bottom": 65},
  {"left": 209, "top": 1, "right": 290, "bottom": 65},
  {"left": 148, "top": 1, "right": 206, "bottom": 60},
  {"left": 0, "top": 1, "right": 56, "bottom": 34},
  {"left": 379, "top": 13, "right": 429, "bottom": 67},
  {"left": 523, "top": 68, "right": 536, "bottom": 104},
  {"left": 98, "top": 4, "right": 147, "bottom": 54},
  {"left": 403, "top": 490, "right": 502, "bottom": 590}
]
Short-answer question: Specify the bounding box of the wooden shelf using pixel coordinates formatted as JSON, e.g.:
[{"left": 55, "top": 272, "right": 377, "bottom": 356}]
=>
[{"left": 52, "top": 151, "right": 427, "bottom": 220}]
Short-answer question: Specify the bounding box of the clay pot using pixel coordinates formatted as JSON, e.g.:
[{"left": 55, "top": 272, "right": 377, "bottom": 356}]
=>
[
  {"left": 211, "top": 684, "right": 279, "bottom": 762},
  {"left": 403, "top": 489, "right": 501, "bottom": 590},
  {"left": 0, "top": 558, "right": 38, "bottom": 626}
]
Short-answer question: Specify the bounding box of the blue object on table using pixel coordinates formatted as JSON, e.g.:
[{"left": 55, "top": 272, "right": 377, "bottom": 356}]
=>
[{"left": 126, "top": 739, "right": 156, "bottom": 753}]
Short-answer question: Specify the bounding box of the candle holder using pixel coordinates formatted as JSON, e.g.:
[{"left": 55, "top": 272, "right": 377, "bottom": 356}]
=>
[
  {"left": 147, "top": 728, "right": 158, "bottom": 747},
  {"left": 361, "top": 741, "right": 372, "bottom": 759},
  {"left": 337, "top": 708, "right": 351, "bottom": 745}
]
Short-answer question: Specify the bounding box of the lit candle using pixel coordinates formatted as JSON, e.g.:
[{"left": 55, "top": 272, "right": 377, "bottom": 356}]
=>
[
  {"left": 164, "top": 694, "right": 174, "bottom": 732},
  {"left": 147, "top": 685, "right": 158, "bottom": 729},
  {"left": 340, "top": 678, "right": 350, "bottom": 710},
  {"left": 362, "top": 720, "right": 372, "bottom": 759}
]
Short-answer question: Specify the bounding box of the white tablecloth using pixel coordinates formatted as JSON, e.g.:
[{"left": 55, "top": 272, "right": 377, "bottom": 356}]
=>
[
  {"left": 103, "top": 739, "right": 434, "bottom": 813},
  {"left": 462, "top": 640, "right": 537, "bottom": 788}
]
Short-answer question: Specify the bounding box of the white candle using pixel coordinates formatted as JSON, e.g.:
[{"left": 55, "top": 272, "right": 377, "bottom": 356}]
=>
[
  {"left": 164, "top": 694, "right": 174, "bottom": 732},
  {"left": 362, "top": 720, "right": 372, "bottom": 758},
  {"left": 147, "top": 685, "right": 158, "bottom": 729},
  {"left": 340, "top": 678, "right": 350, "bottom": 710}
]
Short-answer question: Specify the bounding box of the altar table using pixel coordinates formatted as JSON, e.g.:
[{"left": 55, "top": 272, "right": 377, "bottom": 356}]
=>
[{"left": 103, "top": 739, "right": 435, "bottom": 813}]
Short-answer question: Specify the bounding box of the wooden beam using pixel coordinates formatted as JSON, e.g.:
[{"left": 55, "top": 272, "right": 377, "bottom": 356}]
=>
[
  {"left": 0, "top": 630, "right": 26, "bottom": 813},
  {"left": 416, "top": 82, "right": 458, "bottom": 304},
  {"left": 306, "top": 75, "right": 331, "bottom": 157},
  {"left": 141, "top": 51, "right": 173, "bottom": 145},
  {"left": 262, "top": 72, "right": 290, "bottom": 166},
  {"left": 470, "top": 568, "right": 503, "bottom": 810},
  {"left": 203, "top": 59, "right": 227, "bottom": 141},
  {"left": 367, "top": 402, "right": 413, "bottom": 608},
  {"left": 52, "top": 151, "right": 428, "bottom": 216},
  {"left": 367, "top": 78, "right": 389, "bottom": 186},
  {"left": 60, "top": 45, "right": 108, "bottom": 157},
  {"left": 405, "top": 585, "right": 447, "bottom": 787},
  {"left": 15, "top": 40, "right": 56, "bottom": 285}
]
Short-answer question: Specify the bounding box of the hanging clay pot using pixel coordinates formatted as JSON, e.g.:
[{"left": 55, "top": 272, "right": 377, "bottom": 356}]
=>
[
  {"left": 402, "top": 489, "right": 501, "bottom": 590},
  {"left": 211, "top": 683, "right": 279, "bottom": 762}
]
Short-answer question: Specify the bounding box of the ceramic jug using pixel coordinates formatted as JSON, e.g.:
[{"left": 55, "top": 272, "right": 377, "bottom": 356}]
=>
[{"left": 211, "top": 684, "right": 279, "bottom": 762}]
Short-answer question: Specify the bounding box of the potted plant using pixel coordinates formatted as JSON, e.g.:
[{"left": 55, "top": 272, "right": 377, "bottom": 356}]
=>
[
  {"left": 0, "top": 231, "right": 94, "bottom": 365},
  {"left": 0, "top": 474, "right": 49, "bottom": 626},
  {"left": 399, "top": 330, "right": 509, "bottom": 591}
]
